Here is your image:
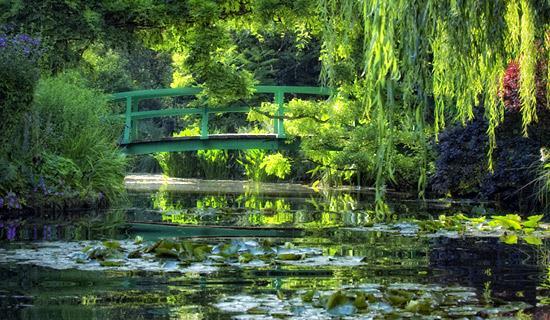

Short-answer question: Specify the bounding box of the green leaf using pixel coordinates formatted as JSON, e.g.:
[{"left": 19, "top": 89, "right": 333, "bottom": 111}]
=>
[
  {"left": 386, "top": 294, "right": 408, "bottom": 307},
  {"left": 523, "top": 215, "right": 543, "bottom": 228},
  {"left": 326, "top": 290, "right": 350, "bottom": 310},
  {"left": 500, "top": 234, "right": 518, "bottom": 245},
  {"left": 302, "top": 290, "right": 315, "bottom": 302},
  {"left": 99, "top": 260, "right": 123, "bottom": 267},
  {"left": 464, "top": 216, "right": 486, "bottom": 224},
  {"left": 354, "top": 293, "right": 369, "bottom": 309},
  {"left": 155, "top": 248, "right": 179, "bottom": 259},
  {"left": 102, "top": 240, "right": 121, "bottom": 250},
  {"left": 523, "top": 235, "right": 542, "bottom": 245},
  {"left": 277, "top": 253, "right": 304, "bottom": 261},
  {"left": 491, "top": 215, "right": 522, "bottom": 230},
  {"left": 404, "top": 299, "right": 432, "bottom": 314}
]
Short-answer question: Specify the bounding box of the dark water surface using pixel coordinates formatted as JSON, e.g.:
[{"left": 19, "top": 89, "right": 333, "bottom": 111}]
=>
[{"left": 0, "top": 183, "right": 549, "bottom": 319}]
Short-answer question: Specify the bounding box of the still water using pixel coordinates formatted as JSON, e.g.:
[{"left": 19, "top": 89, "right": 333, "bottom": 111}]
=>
[{"left": 0, "top": 178, "right": 548, "bottom": 319}]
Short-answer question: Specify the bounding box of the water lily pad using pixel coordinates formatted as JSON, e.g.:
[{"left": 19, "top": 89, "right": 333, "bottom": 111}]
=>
[
  {"left": 102, "top": 240, "right": 122, "bottom": 250},
  {"left": 523, "top": 235, "right": 542, "bottom": 245},
  {"left": 501, "top": 234, "right": 518, "bottom": 245},
  {"left": 523, "top": 214, "right": 543, "bottom": 228},
  {"left": 99, "top": 260, "right": 123, "bottom": 267},
  {"left": 301, "top": 290, "right": 315, "bottom": 302},
  {"left": 154, "top": 248, "right": 180, "bottom": 259},
  {"left": 276, "top": 253, "right": 304, "bottom": 261},
  {"left": 353, "top": 292, "right": 369, "bottom": 309}
]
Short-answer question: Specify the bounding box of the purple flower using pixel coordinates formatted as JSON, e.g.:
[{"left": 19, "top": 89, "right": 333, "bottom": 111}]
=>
[
  {"left": 0, "top": 197, "right": 3, "bottom": 208},
  {"left": 7, "top": 224, "right": 16, "bottom": 241},
  {"left": 5, "top": 192, "right": 21, "bottom": 209},
  {"left": 15, "top": 34, "right": 31, "bottom": 42},
  {"left": 0, "top": 33, "right": 42, "bottom": 61}
]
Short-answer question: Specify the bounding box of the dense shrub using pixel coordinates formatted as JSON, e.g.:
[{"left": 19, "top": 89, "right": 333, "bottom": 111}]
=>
[
  {"left": 0, "top": 33, "right": 41, "bottom": 199},
  {"left": 431, "top": 108, "right": 543, "bottom": 211},
  {"left": 431, "top": 110, "right": 489, "bottom": 198},
  {"left": 28, "top": 74, "right": 127, "bottom": 205},
  {"left": 0, "top": 33, "right": 40, "bottom": 140}
]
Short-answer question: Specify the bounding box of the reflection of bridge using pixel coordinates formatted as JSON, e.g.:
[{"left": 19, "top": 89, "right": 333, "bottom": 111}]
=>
[{"left": 109, "top": 86, "right": 331, "bottom": 155}]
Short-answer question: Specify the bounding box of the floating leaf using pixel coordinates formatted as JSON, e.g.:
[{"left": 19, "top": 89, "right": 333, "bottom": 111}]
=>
[
  {"left": 523, "top": 235, "right": 542, "bottom": 245},
  {"left": 238, "top": 253, "right": 254, "bottom": 263},
  {"left": 491, "top": 215, "right": 522, "bottom": 230},
  {"left": 354, "top": 292, "right": 369, "bottom": 309},
  {"left": 404, "top": 299, "right": 432, "bottom": 314},
  {"left": 155, "top": 248, "right": 179, "bottom": 259},
  {"left": 523, "top": 215, "right": 543, "bottom": 228},
  {"left": 501, "top": 234, "right": 518, "bottom": 245},
  {"left": 302, "top": 290, "right": 315, "bottom": 303},
  {"left": 246, "top": 307, "right": 266, "bottom": 315},
  {"left": 326, "top": 290, "right": 356, "bottom": 316},
  {"left": 326, "top": 291, "right": 347, "bottom": 309},
  {"left": 464, "top": 216, "right": 487, "bottom": 224},
  {"left": 277, "top": 253, "right": 304, "bottom": 261},
  {"left": 102, "top": 241, "right": 122, "bottom": 250},
  {"left": 99, "top": 260, "right": 123, "bottom": 267}
]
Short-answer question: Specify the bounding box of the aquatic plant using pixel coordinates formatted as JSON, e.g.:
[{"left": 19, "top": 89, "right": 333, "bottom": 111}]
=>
[
  {"left": 238, "top": 149, "right": 269, "bottom": 182},
  {"left": 417, "top": 213, "right": 548, "bottom": 246},
  {"left": 259, "top": 153, "right": 292, "bottom": 179}
]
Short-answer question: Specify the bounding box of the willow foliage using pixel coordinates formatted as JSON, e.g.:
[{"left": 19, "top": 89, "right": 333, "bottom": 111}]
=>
[{"left": 317, "top": 0, "right": 549, "bottom": 209}]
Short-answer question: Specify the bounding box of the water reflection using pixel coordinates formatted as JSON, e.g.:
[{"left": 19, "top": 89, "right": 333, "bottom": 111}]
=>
[
  {"left": 0, "top": 183, "right": 549, "bottom": 319},
  {"left": 0, "top": 210, "right": 126, "bottom": 241}
]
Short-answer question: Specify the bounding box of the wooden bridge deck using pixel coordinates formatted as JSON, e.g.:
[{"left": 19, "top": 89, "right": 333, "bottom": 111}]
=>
[{"left": 120, "top": 134, "right": 299, "bottom": 155}]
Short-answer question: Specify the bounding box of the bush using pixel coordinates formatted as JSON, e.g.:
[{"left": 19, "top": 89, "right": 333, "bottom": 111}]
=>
[
  {"left": 431, "top": 110, "right": 489, "bottom": 197},
  {"left": 28, "top": 74, "right": 127, "bottom": 205},
  {"left": 431, "top": 108, "right": 543, "bottom": 211},
  {"left": 0, "top": 33, "right": 41, "bottom": 196},
  {"left": 0, "top": 33, "right": 40, "bottom": 142}
]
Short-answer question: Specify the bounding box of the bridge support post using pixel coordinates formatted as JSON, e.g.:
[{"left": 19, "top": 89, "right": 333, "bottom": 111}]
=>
[
  {"left": 200, "top": 108, "right": 209, "bottom": 140},
  {"left": 274, "top": 90, "right": 285, "bottom": 138},
  {"left": 123, "top": 97, "right": 133, "bottom": 144},
  {"left": 131, "top": 98, "right": 139, "bottom": 141}
]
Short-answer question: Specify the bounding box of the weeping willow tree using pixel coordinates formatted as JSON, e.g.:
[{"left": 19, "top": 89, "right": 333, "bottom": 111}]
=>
[{"left": 314, "top": 0, "right": 549, "bottom": 211}]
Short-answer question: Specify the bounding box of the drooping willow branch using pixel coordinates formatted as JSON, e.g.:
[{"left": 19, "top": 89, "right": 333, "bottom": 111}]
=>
[{"left": 316, "top": 0, "right": 548, "bottom": 211}]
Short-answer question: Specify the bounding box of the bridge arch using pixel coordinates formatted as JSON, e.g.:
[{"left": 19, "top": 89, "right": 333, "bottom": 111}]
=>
[{"left": 109, "top": 86, "right": 332, "bottom": 155}]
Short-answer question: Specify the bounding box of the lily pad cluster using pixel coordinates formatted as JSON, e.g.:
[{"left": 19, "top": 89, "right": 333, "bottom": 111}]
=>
[
  {"left": 416, "top": 214, "right": 549, "bottom": 245},
  {"left": 215, "top": 284, "right": 532, "bottom": 319},
  {"left": 78, "top": 238, "right": 331, "bottom": 270}
]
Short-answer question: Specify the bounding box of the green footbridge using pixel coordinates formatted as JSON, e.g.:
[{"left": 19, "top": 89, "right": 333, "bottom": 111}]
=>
[{"left": 109, "top": 86, "right": 331, "bottom": 155}]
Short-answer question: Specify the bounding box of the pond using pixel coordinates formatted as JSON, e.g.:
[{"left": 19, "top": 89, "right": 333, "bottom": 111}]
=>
[{"left": 0, "top": 176, "right": 549, "bottom": 319}]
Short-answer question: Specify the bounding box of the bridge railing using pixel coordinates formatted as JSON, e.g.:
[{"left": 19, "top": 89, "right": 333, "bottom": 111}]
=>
[{"left": 109, "top": 86, "right": 332, "bottom": 145}]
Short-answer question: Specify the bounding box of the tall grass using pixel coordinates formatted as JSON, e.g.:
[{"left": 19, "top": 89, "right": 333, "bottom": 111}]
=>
[
  {"left": 536, "top": 152, "right": 550, "bottom": 210},
  {"left": 29, "top": 73, "right": 127, "bottom": 205}
]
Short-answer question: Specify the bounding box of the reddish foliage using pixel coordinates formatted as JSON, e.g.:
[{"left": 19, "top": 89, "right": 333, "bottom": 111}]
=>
[
  {"left": 500, "top": 59, "right": 547, "bottom": 113},
  {"left": 500, "top": 61, "right": 521, "bottom": 113}
]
